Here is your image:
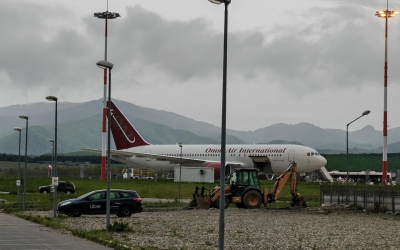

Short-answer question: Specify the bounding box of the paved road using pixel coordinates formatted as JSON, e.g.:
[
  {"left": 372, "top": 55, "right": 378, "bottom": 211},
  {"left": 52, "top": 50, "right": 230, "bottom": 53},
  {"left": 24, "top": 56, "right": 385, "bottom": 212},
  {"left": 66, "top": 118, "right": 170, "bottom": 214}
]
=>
[{"left": 0, "top": 213, "right": 111, "bottom": 250}]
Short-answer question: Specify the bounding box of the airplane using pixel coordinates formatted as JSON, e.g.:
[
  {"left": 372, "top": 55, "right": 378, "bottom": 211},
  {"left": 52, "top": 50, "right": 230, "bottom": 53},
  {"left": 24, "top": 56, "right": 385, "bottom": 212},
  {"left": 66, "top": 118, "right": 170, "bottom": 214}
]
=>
[{"left": 82, "top": 101, "right": 327, "bottom": 178}]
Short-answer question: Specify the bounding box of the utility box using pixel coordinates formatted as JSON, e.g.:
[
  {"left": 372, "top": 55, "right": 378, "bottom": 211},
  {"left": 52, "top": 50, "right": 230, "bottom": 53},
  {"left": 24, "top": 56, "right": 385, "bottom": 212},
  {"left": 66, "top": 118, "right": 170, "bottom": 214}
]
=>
[{"left": 174, "top": 167, "right": 214, "bottom": 183}]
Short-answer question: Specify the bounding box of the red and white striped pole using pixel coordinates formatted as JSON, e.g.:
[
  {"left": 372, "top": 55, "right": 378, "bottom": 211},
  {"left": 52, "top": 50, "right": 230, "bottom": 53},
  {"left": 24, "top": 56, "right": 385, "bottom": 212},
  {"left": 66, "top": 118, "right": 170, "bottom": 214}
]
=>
[
  {"left": 383, "top": 12, "right": 388, "bottom": 186},
  {"left": 375, "top": 6, "right": 398, "bottom": 186},
  {"left": 94, "top": 10, "right": 120, "bottom": 180}
]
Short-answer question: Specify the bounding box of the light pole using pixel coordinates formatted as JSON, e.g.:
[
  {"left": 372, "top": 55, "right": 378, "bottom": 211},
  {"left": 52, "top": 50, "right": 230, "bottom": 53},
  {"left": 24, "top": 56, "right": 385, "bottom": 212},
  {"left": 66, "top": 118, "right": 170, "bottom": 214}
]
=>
[
  {"left": 375, "top": 3, "right": 398, "bottom": 186},
  {"left": 13, "top": 127, "right": 21, "bottom": 204},
  {"left": 96, "top": 59, "right": 114, "bottom": 232},
  {"left": 49, "top": 138, "right": 56, "bottom": 217},
  {"left": 46, "top": 96, "right": 58, "bottom": 218},
  {"left": 94, "top": 8, "right": 120, "bottom": 181},
  {"left": 346, "top": 110, "right": 370, "bottom": 203},
  {"left": 19, "top": 115, "right": 28, "bottom": 210},
  {"left": 178, "top": 143, "right": 182, "bottom": 202},
  {"left": 207, "top": 0, "right": 230, "bottom": 249},
  {"left": 49, "top": 139, "right": 54, "bottom": 178}
]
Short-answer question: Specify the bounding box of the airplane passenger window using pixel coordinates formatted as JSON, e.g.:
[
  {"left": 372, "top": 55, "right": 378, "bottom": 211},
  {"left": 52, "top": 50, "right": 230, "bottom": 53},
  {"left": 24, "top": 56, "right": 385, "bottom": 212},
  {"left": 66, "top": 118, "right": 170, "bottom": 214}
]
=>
[{"left": 307, "top": 152, "right": 310, "bottom": 156}]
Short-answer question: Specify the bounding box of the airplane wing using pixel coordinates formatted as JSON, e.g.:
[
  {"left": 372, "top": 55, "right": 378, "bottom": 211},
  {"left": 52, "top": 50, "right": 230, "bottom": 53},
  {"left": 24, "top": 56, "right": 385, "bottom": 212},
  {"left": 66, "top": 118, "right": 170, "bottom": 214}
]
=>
[{"left": 81, "top": 148, "right": 243, "bottom": 167}]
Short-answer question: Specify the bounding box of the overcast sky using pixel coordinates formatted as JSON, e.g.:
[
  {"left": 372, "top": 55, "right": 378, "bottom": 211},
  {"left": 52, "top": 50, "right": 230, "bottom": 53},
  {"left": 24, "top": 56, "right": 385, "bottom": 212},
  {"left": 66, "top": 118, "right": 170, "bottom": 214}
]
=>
[{"left": 2, "top": 0, "right": 400, "bottom": 131}]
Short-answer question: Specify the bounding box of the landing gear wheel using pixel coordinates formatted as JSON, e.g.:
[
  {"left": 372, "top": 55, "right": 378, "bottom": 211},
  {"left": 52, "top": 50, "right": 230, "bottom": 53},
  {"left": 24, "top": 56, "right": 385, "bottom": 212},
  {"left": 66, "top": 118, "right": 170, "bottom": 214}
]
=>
[{"left": 243, "top": 190, "right": 262, "bottom": 209}]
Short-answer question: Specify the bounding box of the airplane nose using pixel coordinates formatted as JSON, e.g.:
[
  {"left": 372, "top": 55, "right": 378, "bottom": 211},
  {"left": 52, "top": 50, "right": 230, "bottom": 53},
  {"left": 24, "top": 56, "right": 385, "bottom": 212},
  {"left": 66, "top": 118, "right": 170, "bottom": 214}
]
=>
[{"left": 321, "top": 156, "right": 327, "bottom": 166}]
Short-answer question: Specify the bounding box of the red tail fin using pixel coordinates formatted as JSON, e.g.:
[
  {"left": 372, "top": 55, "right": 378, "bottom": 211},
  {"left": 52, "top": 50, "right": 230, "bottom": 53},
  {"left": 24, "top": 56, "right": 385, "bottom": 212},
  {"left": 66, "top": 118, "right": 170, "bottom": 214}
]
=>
[{"left": 107, "top": 101, "right": 150, "bottom": 149}]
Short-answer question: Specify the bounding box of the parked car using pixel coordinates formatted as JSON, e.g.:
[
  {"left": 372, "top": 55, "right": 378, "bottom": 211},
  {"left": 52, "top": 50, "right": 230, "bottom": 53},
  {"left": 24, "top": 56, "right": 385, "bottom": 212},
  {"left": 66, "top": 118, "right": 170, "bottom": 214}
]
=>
[
  {"left": 57, "top": 189, "right": 143, "bottom": 217},
  {"left": 38, "top": 181, "right": 76, "bottom": 194}
]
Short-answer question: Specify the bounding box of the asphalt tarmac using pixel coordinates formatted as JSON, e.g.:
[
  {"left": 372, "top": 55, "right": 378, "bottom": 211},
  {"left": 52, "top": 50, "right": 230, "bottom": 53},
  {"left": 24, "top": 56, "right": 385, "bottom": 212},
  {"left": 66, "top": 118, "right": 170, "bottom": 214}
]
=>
[{"left": 0, "top": 213, "right": 111, "bottom": 250}]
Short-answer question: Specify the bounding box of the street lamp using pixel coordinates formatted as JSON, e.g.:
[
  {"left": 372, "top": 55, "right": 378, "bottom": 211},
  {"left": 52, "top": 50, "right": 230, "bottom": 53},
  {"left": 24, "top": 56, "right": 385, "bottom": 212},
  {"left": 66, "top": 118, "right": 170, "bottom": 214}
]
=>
[
  {"left": 49, "top": 139, "right": 54, "bottom": 178},
  {"left": 346, "top": 110, "right": 370, "bottom": 203},
  {"left": 178, "top": 143, "right": 182, "bottom": 202},
  {"left": 46, "top": 95, "right": 58, "bottom": 218},
  {"left": 13, "top": 127, "right": 21, "bottom": 204},
  {"left": 208, "top": 0, "right": 231, "bottom": 249},
  {"left": 375, "top": 3, "right": 399, "bottom": 186},
  {"left": 19, "top": 115, "right": 28, "bottom": 210},
  {"left": 94, "top": 10, "right": 120, "bottom": 181},
  {"left": 96, "top": 59, "right": 114, "bottom": 232},
  {"left": 48, "top": 138, "right": 56, "bottom": 217}
]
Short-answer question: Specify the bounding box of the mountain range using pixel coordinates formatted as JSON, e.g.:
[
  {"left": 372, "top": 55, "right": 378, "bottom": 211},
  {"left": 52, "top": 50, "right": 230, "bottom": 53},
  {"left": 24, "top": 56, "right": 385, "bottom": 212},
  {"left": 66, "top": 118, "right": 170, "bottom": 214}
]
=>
[{"left": 0, "top": 99, "right": 397, "bottom": 156}]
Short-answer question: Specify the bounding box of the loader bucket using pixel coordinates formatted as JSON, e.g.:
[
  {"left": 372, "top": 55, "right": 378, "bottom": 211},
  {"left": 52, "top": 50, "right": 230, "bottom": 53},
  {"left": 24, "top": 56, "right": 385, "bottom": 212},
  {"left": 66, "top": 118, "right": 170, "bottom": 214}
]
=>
[
  {"left": 291, "top": 195, "right": 307, "bottom": 207},
  {"left": 188, "top": 187, "right": 212, "bottom": 209},
  {"left": 190, "top": 193, "right": 212, "bottom": 209}
]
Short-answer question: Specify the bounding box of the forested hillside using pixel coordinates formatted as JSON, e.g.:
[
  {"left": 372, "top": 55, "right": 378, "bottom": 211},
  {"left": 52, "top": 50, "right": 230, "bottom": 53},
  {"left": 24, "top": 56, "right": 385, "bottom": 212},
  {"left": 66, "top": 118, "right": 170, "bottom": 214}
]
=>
[{"left": 323, "top": 153, "right": 400, "bottom": 173}]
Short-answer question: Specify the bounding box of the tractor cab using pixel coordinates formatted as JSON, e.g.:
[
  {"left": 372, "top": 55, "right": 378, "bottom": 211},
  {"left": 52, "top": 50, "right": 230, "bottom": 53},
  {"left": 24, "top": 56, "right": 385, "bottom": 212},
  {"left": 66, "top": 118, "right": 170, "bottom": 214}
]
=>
[{"left": 229, "top": 168, "right": 261, "bottom": 203}]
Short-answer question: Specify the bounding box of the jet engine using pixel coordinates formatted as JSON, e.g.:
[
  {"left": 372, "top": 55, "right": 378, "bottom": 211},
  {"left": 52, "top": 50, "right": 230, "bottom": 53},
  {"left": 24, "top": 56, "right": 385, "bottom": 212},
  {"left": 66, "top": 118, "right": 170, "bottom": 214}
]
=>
[{"left": 205, "top": 163, "right": 232, "bottom": 179}]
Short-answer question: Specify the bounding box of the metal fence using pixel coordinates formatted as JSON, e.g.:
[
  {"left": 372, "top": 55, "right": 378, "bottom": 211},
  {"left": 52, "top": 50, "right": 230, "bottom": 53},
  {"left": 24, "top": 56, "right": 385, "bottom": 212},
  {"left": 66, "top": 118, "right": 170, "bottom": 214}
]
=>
[{"left": 320, "top": 183, "right": 400, "bottom": 212}]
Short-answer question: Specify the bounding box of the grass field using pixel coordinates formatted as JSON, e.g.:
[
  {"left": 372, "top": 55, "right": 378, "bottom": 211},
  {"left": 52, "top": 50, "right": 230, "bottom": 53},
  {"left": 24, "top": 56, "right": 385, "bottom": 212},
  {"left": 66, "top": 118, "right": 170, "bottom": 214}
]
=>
[
  {"left": 2, "top": 160, "right": 399, "bottom": 212},
  {"left": 0, "top": 175, "right": 328, "bottom": 211}
]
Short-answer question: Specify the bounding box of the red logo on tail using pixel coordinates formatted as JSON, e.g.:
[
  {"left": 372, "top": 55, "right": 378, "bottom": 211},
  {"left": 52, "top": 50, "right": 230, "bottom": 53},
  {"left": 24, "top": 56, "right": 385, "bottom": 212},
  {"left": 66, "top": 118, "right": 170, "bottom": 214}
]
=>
[{"left": 107, "top": 101, "right": 150, "bottom": 149}]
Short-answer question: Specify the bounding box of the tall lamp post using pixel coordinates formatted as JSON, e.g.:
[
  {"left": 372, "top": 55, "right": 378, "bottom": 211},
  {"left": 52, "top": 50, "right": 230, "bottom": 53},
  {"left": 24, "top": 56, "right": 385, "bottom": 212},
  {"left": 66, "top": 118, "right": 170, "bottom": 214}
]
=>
[
  {"left": 207, "top": 0, "right": 230, "bottom": 249},
  {"left": 94, "top": 8, "right": 120, "bottom": 181},
  {"left": 49, "top": 139, "right": 54, "bottom": 178},
  {"left": 46, "top": 96, "right": 58, "bottom": 218},
  {"left": 96, "top": 59, "right": 114, "bottom": 232},
  {"left": 49, "top": 138, "right": 56, "bottom": 217},
  {"left": 178, "top": 143, "right": 182, "bottom": 202},
  {"left": 19, "top": 115, "right": 28, "bottom": 210},
  {"left": 13, "top": 127, "right": 21, "bottom": 204},
  {"left": 346, "top": 110, "right": 370, "bottom": 202},
  {"left": 375, "top": 4, "right": 398, "bottom": 186}
]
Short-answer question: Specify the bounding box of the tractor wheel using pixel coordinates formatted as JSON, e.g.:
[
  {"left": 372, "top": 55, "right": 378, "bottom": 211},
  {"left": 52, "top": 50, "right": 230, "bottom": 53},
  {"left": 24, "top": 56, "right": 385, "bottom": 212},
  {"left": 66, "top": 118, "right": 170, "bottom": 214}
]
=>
[
  {"left": 214, "top": 198, "right": 229, "bottom": 209},
  {"left": 242, "top": 190, "right": 262, "bottom": 209}
]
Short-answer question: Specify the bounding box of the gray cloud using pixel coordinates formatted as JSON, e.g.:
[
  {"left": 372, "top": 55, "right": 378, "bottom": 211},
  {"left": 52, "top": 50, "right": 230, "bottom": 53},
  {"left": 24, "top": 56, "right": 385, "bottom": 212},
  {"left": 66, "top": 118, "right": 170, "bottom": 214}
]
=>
[{"left": 1, "top": 1, "right": 399, "bottom": 104}]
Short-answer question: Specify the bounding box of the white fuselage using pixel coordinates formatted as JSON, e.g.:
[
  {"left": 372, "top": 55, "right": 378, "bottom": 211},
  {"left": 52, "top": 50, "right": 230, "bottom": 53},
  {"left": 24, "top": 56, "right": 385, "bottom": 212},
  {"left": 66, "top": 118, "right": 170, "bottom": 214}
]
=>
[{"left": 115, "top": 144, "right": 327, "bottom": 174}]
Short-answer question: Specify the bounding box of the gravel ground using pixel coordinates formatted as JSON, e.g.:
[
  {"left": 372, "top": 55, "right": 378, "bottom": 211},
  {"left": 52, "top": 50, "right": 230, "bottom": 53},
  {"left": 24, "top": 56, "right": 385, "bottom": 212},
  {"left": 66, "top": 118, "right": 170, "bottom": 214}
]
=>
[{"left": 22, "top": 206, "right": 400, "bottom": 250}]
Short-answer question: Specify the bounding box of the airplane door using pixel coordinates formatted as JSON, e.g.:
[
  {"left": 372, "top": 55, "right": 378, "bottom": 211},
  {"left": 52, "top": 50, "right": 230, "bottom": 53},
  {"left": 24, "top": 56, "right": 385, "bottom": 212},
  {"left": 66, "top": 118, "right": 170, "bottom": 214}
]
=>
[
  {"left": 146, "top": 150, "right": 151, "bottom": 161},
  {"left": 288, "top": 150, "right": 295, "bottom": 163}
]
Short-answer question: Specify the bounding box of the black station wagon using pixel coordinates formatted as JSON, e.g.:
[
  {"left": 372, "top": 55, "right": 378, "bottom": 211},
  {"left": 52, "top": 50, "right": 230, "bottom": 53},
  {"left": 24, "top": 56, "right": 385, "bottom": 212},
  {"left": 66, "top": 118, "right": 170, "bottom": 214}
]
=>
[
  {"left": 38, "top": 181, "right": 76, "bottom": 194},
  {"left": 57, "top": 189, "right": 143, "bottom": 217}
]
